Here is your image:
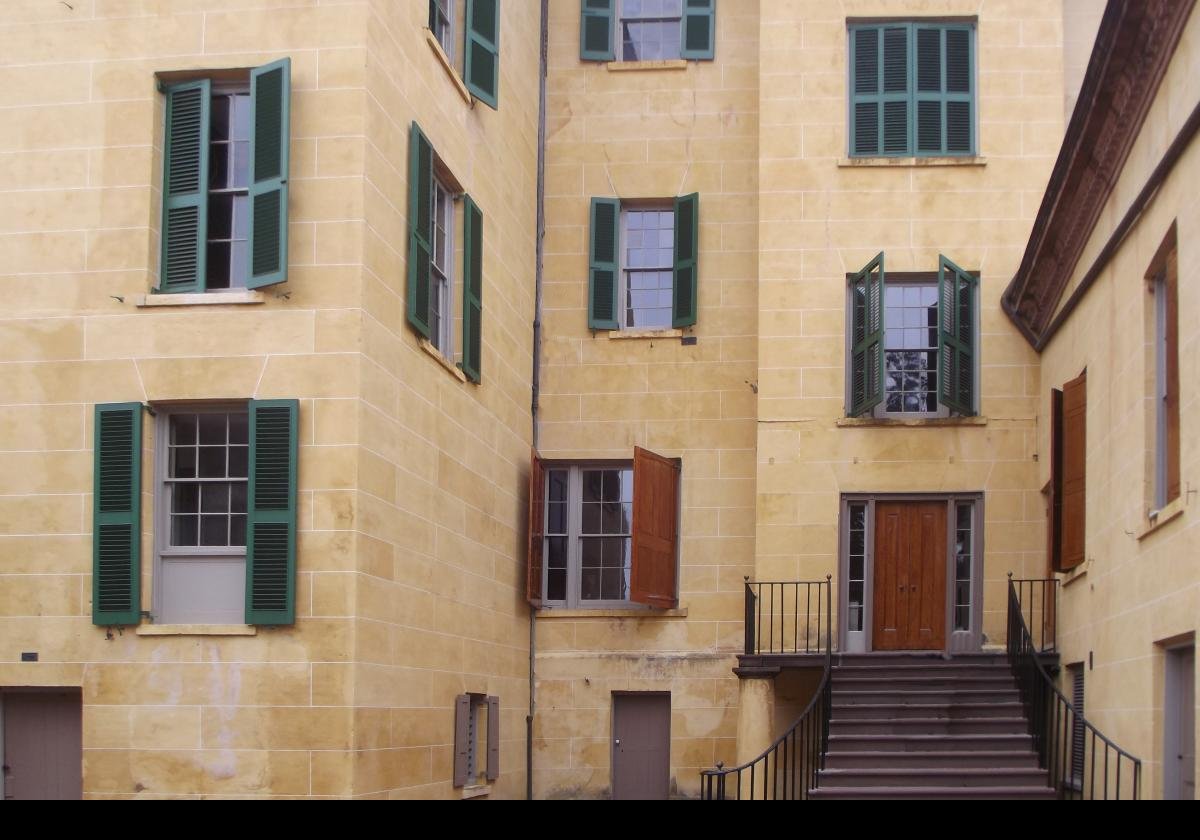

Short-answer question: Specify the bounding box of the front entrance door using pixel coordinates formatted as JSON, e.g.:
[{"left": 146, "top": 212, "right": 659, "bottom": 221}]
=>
[
  {"left": 1, "top": 690, "right": 83, "bottom": 800},
  {"left": 1165, "top": 645, "right": 1195, "bottom": 800},
  {"left": 872, "top": 501, "right": 947, "bottom": 651},
  {"left": 612, "top": 693, "right": 670, "bottom": 800}
]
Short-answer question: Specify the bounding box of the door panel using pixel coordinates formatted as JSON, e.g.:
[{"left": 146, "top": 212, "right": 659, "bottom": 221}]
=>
[
  {"left": 1165, "top": 646, "right": 1195, "bottom": 800},
  {"left": 2, "top": 690, "right": 82, "bottom": 800},
  {"left": 612, "top": 693, "right": 670, "bottom": 800},
  {"left": 873, "top": 502, "right": 947, "bottom": 651}
]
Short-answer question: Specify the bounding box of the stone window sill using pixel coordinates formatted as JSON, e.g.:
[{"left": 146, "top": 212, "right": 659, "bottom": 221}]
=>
[
  {"left": 134, "top": 291, "right": 266, "bottom": 308},
  {"left": 837, "top": 416, "right": 988, "bottom": 428},
  {"left": 1061, "top": 564, "right": 1088, "bottom": 588},
  {"left": 536, "top": 607, "right": 688, "bottom": 619},
  {"left": 1137, "top": 496, "right": 1186, "bottom": 541},
  {"left": 606, "top": 59, "right": 688, "bottom": 72},
  {"left": 136, "top": 624, "right": 257, "bottom": 637},
  {"left": 420, "top": 338, "right": 469, "bottom": 383},
  {"left": 838, "top": 156, "right": 988, "bottom": 168},
  {"left": 425, "top": 29, "right": 473, "bottom": 107},
  {"left": 606, "top": 328, "right": 684, "bottom": 341},
  {"left": 462, "top": 784, "right": 490, "bottom": 799}
]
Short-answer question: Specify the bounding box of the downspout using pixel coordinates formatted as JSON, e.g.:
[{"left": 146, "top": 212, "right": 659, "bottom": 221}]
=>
[{"left": 527, "top": 0, "right": 549, "bottom": 802}]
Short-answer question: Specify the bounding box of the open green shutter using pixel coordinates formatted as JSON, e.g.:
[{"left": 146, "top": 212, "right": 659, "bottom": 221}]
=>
[
  {"left": 247, "top": 58, "right": 291, "bottom": 289},
  {"left": 245, "top": 399, "right": 298, "bottom": 625},
  {"left": 428, "top": 0, "right": 437, "bottom": 30},
  {"left": 160, "top": 79, "right": 210, "bottom": 293},
  {"left": 588, "top": 197, "right": 620, "bottom": 330},
  {"left": 848, "top": 253, "right": 886, "bottom": 416},
  {"left": 938, "top": 255, "right": 977, "bottom": 416},
  {"left": 681, "top": 0, "right": 716, "bottom": 60},
  {"left": 465, "top": 0, "right": 500, "bottom": 109},
  {"left": 93, "top": 403, "right": 142, "bottom": 626},
  {"left": 462, "top": 195, "right": 484, "bottom": 383},
  {"left": 673, "top": 192, "right": 699, "bottom": 328},
  {"left": 581, "top": 0, "right": 615, "bottom": 61},
  {"left": 407, "top": 123, "right": 434, "bottom": 339},
  {"left": 850, "top": 25, "right": 911, "bottom": 156}
]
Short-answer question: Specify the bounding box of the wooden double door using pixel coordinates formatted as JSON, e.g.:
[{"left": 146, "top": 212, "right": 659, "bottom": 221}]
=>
[{"left": 872, "top": 501, "right": 947, "bottom": 651}]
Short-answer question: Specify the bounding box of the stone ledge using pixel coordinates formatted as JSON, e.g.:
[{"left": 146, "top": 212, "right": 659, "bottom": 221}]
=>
[
  {"left": 606, "top": 59, "right": 688, "bottom": 72},
  {"left": 420, "top": 339, "right": 469, "bottom": 383},
  {"left": 134, "top": 291, "right": 266, "bottom": 307},
  {"left": 462, "top": 784, "right": 490, "bottom": 799},
  {"left": 838, "top": 156, "right": 988, "bottom": 168},
  {"left": 836, "top": 416, "right": 988, "bottom": 428},
  {"left": 606, "top": 328, "right": 684, "bottom": 341},
  {"left": 135, "top": 624, "right": 258, "bottom": 637},
  {"left": 1137, "top": 495, "right": 1186, "bottom": 541},
  {"left": 536, "top": 607, "right": 688, "bottom": 619},
  {"left": 425, "top": 29, "right": 473, "bottom": 107}
]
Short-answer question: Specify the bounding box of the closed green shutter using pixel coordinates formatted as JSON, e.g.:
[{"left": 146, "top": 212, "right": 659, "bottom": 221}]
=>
[
  {"left": 245, "top": 399, "right": 298, "bottom": 625},
  {"left": 915, "top": 25, "right": 974, "bottom": 156},
  {"left": 581, "top": 0, "right": 615, "bottom": 61},
  {"left": 681, "top": 0, "right": 716, "bottom": 60},
  {"left": 247, "top": 58, "right": 291, "bottom": 289},
  {"left": 672, "top": 192, "right": 699, "bottom": 328},
  {"left": 159, "top": 79, "right": 210, "bottom": 293},
  {"left": 462, "top": 195, "right": 484, "bottom": 383},
  {"left": 938, "top": 255, "right": 977, "bottom": 416},
  {"left": 407, "top": 123, "right": 434, "bottom": 339},
  {"left": 588, "top": 197, "right": 620, "bottom": 330},
  {"left": 93, "top": 403, "right": 142, "bottom": 626},
  {"left": 848, "top": 253, "right": 886, "bottom": 416},
  {"left": 850, "top": 25, "right": 910, "bottom": 156},
  {"left": 465, "top": 0, "right": 500, "bottom": 109}
]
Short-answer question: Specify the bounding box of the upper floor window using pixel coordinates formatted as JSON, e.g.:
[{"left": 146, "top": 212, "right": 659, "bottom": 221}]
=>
[
  {"left": 581, "top": 0, "right": 715, "bottom": 62},
  {"left": 846, "top": 254, "right": 978, "bottom": 418},
  {"left": 426, "top": 0, "right": 500, "bottom": 109},
  {"left": 1148, "top": 226, "right": 1180, "bottom": 511},
  {"left": 849, "top": 22, "right": 975, "bottom": 157}
]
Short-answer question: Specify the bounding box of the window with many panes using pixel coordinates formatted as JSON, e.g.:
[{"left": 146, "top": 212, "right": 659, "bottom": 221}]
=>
[
  {"left": 622, "top": 207, "right": 676, "bottom": 329},
  {"left": 207, "top": 88, "right": 252, "bottom": 290},
  {"left": 430, "top": 175, "right": 455, "bottom": 355},
  {"left": 620, "top": 0, "right": 684, "bottom": 61},
  {"left": 425, "top": 0, "right": 500, "bottom": 109},
  {"left": 1148, "top": 227, "right": 1180, "bottom": 512},
  {"left": 580, "top": 0, "right": 715, "bottom": 62}
]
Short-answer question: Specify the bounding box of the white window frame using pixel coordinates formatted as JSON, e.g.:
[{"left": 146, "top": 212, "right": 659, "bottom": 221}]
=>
[
  {"left": 877, "top": 276, "right": 949, "bottom": 419},
  {"left": 430, "top": 173, "right": 455, "bottom": 356},
  {"left": 619, "top": 204, "right": 675, "bottom": 330},
  {"left": 617, "top": 0, "right": 684, "bottom": 62},
  {"left": 206, "top": 81, "right": 252, "bottom": 291},
  {"left": 152, "top": 403, "right": 249, "bottom": 626},
  {"left": 432, "top": 0, "right": 456, "bottom": 63}
]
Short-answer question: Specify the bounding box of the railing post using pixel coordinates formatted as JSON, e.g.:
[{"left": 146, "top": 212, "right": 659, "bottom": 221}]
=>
[{"left": 743, "top": 576, "right": 754, "bottom": 655}]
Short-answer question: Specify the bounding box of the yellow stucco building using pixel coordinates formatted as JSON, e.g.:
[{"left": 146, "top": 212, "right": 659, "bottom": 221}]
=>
[{"left": 0, "top": 0, "right": 1193, "bottom": 800}]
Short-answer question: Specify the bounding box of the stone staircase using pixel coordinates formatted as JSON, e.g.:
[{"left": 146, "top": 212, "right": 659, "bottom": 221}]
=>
[{"left": 810, "top": 653, "right": 1057, "bottom": 800}]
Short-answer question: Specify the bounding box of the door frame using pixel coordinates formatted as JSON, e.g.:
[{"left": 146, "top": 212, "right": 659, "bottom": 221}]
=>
[
  {"left": 838, "top": 493, "right": 985, "bottom": 654},
  {"left": 610, "top": 691, "right": 671, "bottom": 801},
  {"left": 1163, "top": 638, "right": 1196, "bottom": 800}
]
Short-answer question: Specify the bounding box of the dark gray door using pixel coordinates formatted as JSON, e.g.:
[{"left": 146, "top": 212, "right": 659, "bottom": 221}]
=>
[
  {"left": 612, "top": 693, "right": 670, "bottom": 800},
  {"left": 1165, "top": 646, "right": 1195, "bottom": 800},
  {"left": 2, "top": 690, "right": 83, "bottom": 800}
]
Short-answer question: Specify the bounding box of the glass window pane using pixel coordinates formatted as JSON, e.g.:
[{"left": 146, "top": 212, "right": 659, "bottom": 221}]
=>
[
  {"left": 547, "top": 568, "right": 567, "bottom": 602},
  {"left": 171, "top": 514, "right": 198, "bottom": 547},
  {"left": 230, "top": 514, "right": 247, "bottom": 547},
  {"left": 547, "top": 536, "right": 569, "bottom": 569},
  {"left": 231, "top": 141, "right": 250, "bottom": 189},
  {"left": 548, "top": 469, "right": 568, "bottom": 504},
  {"left": 201, "top": 483, "right": 229, "bottom": 513},
  {"left": 171, "top": 446, "right": 196, "bottom": 479},
  {"left": 228, "top": 412, "right": 248, "bottom": 445},
  {"left": 229, "top": 241, "right": 248, "bottom": 289},
  {"left": 198, "top": 446, "right": 226, "bottom": 478},
  {"left": 850, "top": 553, "right": 864, "bottom": 581},
  {"left": 849, "top": 504, "right": 865, "bottom": 530},
  {"left": 206, "top": 242, "right": 231, "bottom": 289},
  {"left": 582, "top": 471, "right": 604, "bottom": 504},
  {"left": 581, "top": 568, "right": 602, "bottom": 601},
  {"left": 200, "top": 514, "right": 228, "bottom": 547},
  {"left": 208, "top": 194, "right": 233, "bottom": 240},
  {"left": 601, "top": 537, "right": 627, "bottom": 567},
  {"left": 231, "top": 94, "right": 251, "bottom": 141},
  {"left": 198, "top": 414, "right": 226, "bottom": 445},
  {"left": 547, "top": 501, "right": 567, "bottom": 535},
  {"left": 211, "top": 96, "right": 230, "bottom": 141},
  {"left": 172, "top": 483, "right": 199, "bottom": 514},
  {"left": 209, "top": 143, "right": 229, "bottom": 190},
  {"left": 602, "top": 568, "right": 626, "bottom": 601},
  {"left": 230, "top": 482, "right": 247, "bottom": 513},
  {"left": 581, "top": 503, "right": 600, "bottom": 535},
  {"left": 581, "top": 538, "right": 602, "bottom": 568},
  {"left": 228, "top": 446, "right": 248, "bottom": 479},
  {"left": 232, "top": 194, "right": 250, "bottom": 240},
  {"left": 171, "top": 414, "right": 197, "bottom": 445}
]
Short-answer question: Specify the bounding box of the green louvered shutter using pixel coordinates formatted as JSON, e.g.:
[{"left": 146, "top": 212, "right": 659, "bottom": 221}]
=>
[
  {"left": 850, "top": 25, "right": 911, "bottom": 156},
  {"left": 581, "top": 0, "right": 615, "bottom": 61},
  {"left": 673, "top": 193, "right": 699, "bottom": 328},
  {"left": 93, "top": 403, "right": 142, "bottom": 626},
  {"left": 428, "top": 0, "right": 438, "bottom": 30},
  {"left": 915, "top": 25, "right": 974, "bottom": 155},
  {"left": 160, "top": 79, "right": 210, "bottom": 293},
  {"left": 848, "top": 253, "right": 886, "bottom": 416},
  {"left": 681, "top": 0, "right": 716, "bottom": 60},
  {"left": 938, "top": 255, "right": 977, "bottom": 416},
  {"left": 588, "top": 197, "right": 620, "bottom": 330},
  {"left": 247, "top": 58, "right": 291, "bottom": 289},
  {"left": 407, "top": 123, "right": 434, "bottom": 339},
  {"left": 462, "top": 195, "right": 484, "bottom": 383},
  {"left": 245, "top": 399, "right": 298, "bottom": 625},
  {"left": 465, "top": 0, "right": 500, "bottom": 109}
]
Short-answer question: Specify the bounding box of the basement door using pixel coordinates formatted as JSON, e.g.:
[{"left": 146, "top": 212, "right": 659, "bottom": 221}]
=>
[
  {"left": 1, "top": 690, "right": 82, "bottom": 800},
  {"left": 611, "top": 693, "right": 671, "bottom": 800}
]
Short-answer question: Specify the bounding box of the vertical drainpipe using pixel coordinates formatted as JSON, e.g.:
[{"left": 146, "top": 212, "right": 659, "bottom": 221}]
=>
[{"left": 527, "top": 0, "right": 549, "bottom": 803}]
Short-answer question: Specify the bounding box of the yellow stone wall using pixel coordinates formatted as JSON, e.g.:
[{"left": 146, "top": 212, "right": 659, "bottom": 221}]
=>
[{"left": 1038, "top": 9, "right": 1200, "bottom": 799}]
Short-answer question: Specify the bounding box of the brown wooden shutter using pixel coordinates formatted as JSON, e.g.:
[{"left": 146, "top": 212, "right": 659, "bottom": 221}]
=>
[
  {"left": 485, "top": 695, "right": 499, "bottom": 781},
  {"left": 1164, "top": 249, "right": 1181, "bottom": 503},
  {"left": 1047, "top": 389, "right": 1064, "bottom": 575},
  {"left": 1059, "top": 372, "right": 1086, "bottom": 572},
  {"left": 526, "top": 449, "right": 545, "bottom": 607},
  {"left": 630, "top": 447, "right": 680, "bottom": 609},
  {"left": 453, "top": 693, "right": 471, "bottom": 787}
]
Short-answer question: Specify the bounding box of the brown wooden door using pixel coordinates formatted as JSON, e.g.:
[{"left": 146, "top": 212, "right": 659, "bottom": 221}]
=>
[
  {"left": 873, "top": 502, "right": 947, "bottom": 651},
  {"left": 2, "top": 690, "right": 82, "bottom": 800},
  {"left": 612, "top": 693, "right": 670, "bottom": 800}
]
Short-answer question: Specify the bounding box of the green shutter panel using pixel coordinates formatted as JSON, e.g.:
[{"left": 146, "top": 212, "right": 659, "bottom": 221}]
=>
[
  {"left": 247, "top": 58, "right": 291, "bottom": 289},
  {"left": 848, "top": 253, "right": 886, "bottom": 416},
  {"left": 245, "top": 399, "right": 298, "bottom": 625},
  {"left": 428, "top": 0, "right": 437, "bottom": 30},
  {"left": 916, "top": 25, "right": 974, "bottom": 156},
  {"left": 160, "top": 79, "right": 210, "bottom": 293},
  {"left": 462, "top": 195, "right": 484, "bottom": 383},
  {"left": 407, "top": 122, "right": 434, "bottom": 339},
  {"left": 938, "top": 255, "right": 977, "bottom": 416},
  {"left": 93, "top": 403, "right": 142, "bottom": 626},
  {"left": 850, "top": 25, "right": 911, "bottom": 156},
  {"left": 681, "top": 0, "right": 716, "bottom": 60},
  {"left": 588, "top": 197, "right": 620, "bottom": 330},
  {"left": 672, "top": 192, "right": 699, "bottom": 328},
  {"left": 581, "top": 0, "right": 615, "bottom": 61},
  {"left": 465, "top": 0, "right": 500, "bottom": 109}
]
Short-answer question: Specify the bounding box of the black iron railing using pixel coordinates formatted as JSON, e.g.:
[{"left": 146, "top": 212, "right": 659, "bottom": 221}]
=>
[
  {"left": 701, "top": 578, "right": 832, "bottom": 800},
  {"left": 1010, "top": 577, "right": 1059, "bottom": 653},
  {"left": 1007, "top": 574, "right": 1141, "bottom": 799},
  {"left": 743, "top": 577, "right": 832, "bottom": 656}
]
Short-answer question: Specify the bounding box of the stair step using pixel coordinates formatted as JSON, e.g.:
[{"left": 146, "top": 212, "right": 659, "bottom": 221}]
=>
[
  {"left": 832, "top": 702, "right": 1026, "bottom": 720},
  {"left": 824, "top": 750, "right": 1041, "bottom": 770},
  {"left": 809, "top": 785, "right": 1057, "bottom": 800},
  {"left": 835, "top": 676, "right": 1017, "bottom": 690},
  {"left": 817, "top": 767, "right": 1050, "bottom": 788},
  {"left": 833, "top": 688, "right": 1022, "bottom": 705},
  {"left": 827, "top": 733, "right": 1035, "bottom": 752},
  {"left": 830, "top": 717, "right": 1030, "bottom": 736},
  {"left": 832, "top": 654, "right": 1010, "bottom": 667},
  {"left": 834, "top": 664, "right": 1012, "bottom": 679}
]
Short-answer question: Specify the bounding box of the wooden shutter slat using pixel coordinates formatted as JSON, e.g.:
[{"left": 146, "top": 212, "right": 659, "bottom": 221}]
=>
[
  {"left": 1059, "top": 372, "right": 1087, "bottom": 571},
  {"left": 1048, "top": 389, "right": 1064, "bottom": 574},
  {"left": 407, "top": 123, "right": 434, "bottom": 339},
  {"left": 247, "top": 58, "right": 291, "bottom": 289},
  {"left": 453, "top": 694, "right": 471, "bottom": 787},
  {"left": 680, "top": 0, "right": 716, "bottom": 60},
  {"left": 160, "top": 79, "right": 210, "bottom": 294},
  {"left": 937, "top": 255, "right": 976, "bottom": 416},
  {"left": 580, "top": 0, "right": 615, "bottom": 61},
  {"left": 464, "top": 0, "right": 500, "bottom": 109},
  {"left": 526, "top": 449, "right": 545, "bottom": 607},
  {"left": 245, "top": 399, "right": 298, "bottom": 625},
  {"left": 588, "top": 198, "right": 620, "bottom": 330},
  {"left": 848, "top": 253, "right": 885, "bottom": 416},
  {"left": 93, "top": 403, "right": 142, "bottom": 626},
  {"left": 485, "top": 695, "right": 500, "bottom": 781},
  {"left": 462, "top": 195, "right": 483, "bottom": 383},
  {"left": 630, "top": 447, "right": 679, "bottom": 609},
  {"left": 672, "top": 192, "right": 699, "bottom": 328}
]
